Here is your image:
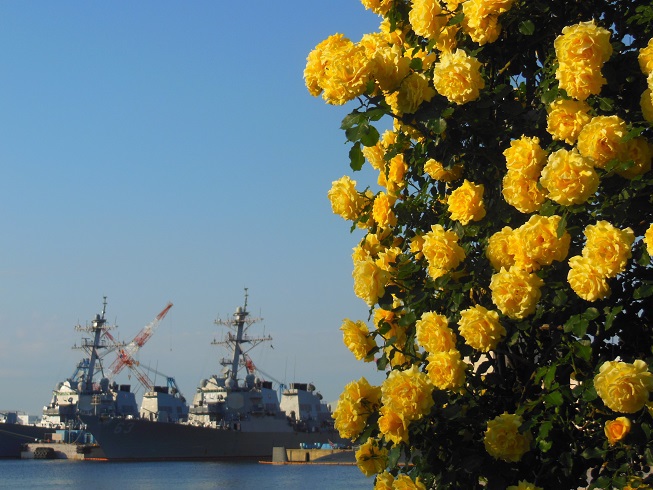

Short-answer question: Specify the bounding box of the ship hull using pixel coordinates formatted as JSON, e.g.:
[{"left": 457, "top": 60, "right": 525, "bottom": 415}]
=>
[
  {"left": 0, "top": 425, "right": 55, "bottom": 458},
  {"left": 81, "top": 415, "right": 344, "bottom": 461}
]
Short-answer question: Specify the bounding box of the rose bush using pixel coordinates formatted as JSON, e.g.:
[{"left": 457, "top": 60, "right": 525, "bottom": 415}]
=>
[{"left": 307, "top": 1, "right": 653, "bottom": 488}]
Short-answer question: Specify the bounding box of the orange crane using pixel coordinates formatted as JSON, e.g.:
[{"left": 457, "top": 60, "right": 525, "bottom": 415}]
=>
[{"left": 106, "top": 302, "right": 173, "bottom": 383}]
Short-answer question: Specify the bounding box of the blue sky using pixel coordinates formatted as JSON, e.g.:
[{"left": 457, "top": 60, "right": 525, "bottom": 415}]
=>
[{"left": 0, "top": 1, "right": 387, "bottom": 416}]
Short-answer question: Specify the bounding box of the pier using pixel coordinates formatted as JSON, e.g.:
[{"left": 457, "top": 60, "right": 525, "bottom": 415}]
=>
[{"left": 268, "top": 446, "right": 356, "bottom": 465}]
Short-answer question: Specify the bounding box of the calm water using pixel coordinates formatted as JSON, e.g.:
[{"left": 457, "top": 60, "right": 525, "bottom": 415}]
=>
[{"left": 0, "top": 459, "right": 372, "bottom": 489}]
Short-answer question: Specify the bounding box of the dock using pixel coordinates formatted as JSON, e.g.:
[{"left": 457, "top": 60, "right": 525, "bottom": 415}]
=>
[
  {"left": 265, "top": 446, "right": 356, "bottom": 465},
  {"left": 21, "top": 442, "right": 105, "bottom": 460}
]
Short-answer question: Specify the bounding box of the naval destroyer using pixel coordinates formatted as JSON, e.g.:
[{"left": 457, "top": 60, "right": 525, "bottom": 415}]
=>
[{"left": 80, "top": 290, "right": 345, "bottom": 461}]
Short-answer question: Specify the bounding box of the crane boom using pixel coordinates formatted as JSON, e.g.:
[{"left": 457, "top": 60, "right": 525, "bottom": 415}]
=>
[{"left": 106, "top": 302, "right": 173, "bottom": 379}]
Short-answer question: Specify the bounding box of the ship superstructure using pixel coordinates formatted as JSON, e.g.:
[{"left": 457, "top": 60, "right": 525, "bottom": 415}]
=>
[{"left": 41, "top": 298, "right": 138, "bottom": 428}]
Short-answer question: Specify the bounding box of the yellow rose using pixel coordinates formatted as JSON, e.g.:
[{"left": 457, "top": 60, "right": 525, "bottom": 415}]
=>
[
  {"left": 604, "top": 417, "right": 631, "bottom": 445},
  {"left": 378, "top": 314, "right": 413, "bottom": 369},
  {"left": 378, "top": 405, "right": 410, "bottom": 445},
  {"left": 490, "top": 266, "right": 544, "bottom": 319},
  {"left": 333, "top": 378, "right": 381, "bottom": 439},
  {"left": 410, "top": 234, "right": 425, "bottom": 260},
  {"left": 433, "top": 49, "right": 485, "bottom": 105},
  {"left": 645, "top": 223, "right": 653, "bottom": 256},
  {"left": 458, "top": 305, "right": 506, "bottom": 352},
  {"left": 355, "top": 438, "right": 388, "bottom": 477},
  {"left": 385, "top": 72, "right": 436, "bottom": 115},
  {"left": 408, "top": 0, "right": 448, "bottom": 40},
  {"left": 582, "top": 221, "right": 634, "bottom": 278},
  {"left": 333, "top": 397, "right": 367, "bottom": 440},
  {"left": 304, "top": 34, "right": 372, "bottom": 105},
  {"left": 638, "top": 37, "right": 653, "bottom": 75},
  {"left": 486, "top": 226, "right": 516, "bottom": 271},
  {"left": 546, "top": 98, "right": 592, "bottom": 145},
  {"left": 514, "top": 214, "right": 571, "bottom": 271},
  {"left": 328, "top": 175, "right": 366, "bottom": 221},
  {"left": 424, "top": 159, "right": 464, "bottom": 182},
  {"left": 594, "top": 360, "right": 653, "bottom": 413},
  {"left": 462, "top": 0, "right": 515, "bottom": 46},
  {"left": 415, "top": 311, "right": 457, "bottom": 353},
  {"left": 435, "top": 24, "right": 459, "bottom": 53},
  {"left": 362, "top": 140, "right": 386, "bottom": 172},
  {"left": 502, "top": 171, "right": 547, "bottom": 214},
  {"left": 503, "top": 136, "right": 547, "bottom": 179},
  {"left": 380, "top": 18, "right": 409, "bottom": 48},
  {"left": 342, "top": 377, "right": 382, "bottom": 406},
  {"left": 369, "top": 43, "right": 412, "bottom": 93},
  {"left": 340, "top": 318, "right": 376, "bottom": 362},
  {"left": 617, "top": 137, "right": 652, "bottom": 179},
  {"left": 447, "top": 179, "right": 486, "bottom": 225},
  {"left": 426, "top": 349, "right": 467, "bottom": 390},
  {"left": 577, "top": 115, "right": 627, "bottom": 169},
  {"left": 642, "top": 89, "right": 653, "bottom": 123},
  {"left": 354, "top": 232, "right": 384, "bottom": 260},
  {"left": 360, "top": 0, "right": 393, "bottom": 15},
  {"left": 484, "top": 412, "right": 532, "bottom": 462},
  {"left": 353, "top": 256, "right": 391, "bottom": 306},
  {"left": 506, "top": 481, "right": 543, "bottom": 490},
  {"left": 381, "top": 365, "right": 434, "bottom": 421},
  {"left": 540, "top": 148, "right": 599, "bottom": 206},
  {"left": 422, "top": 224, "right": 466, "bottom": 279},
  {"left": 385, "top": 153, "right": 408, "bottom": 192},
  {"left": 372, "top": 192, "right": 398, "bottom": 229},
  {"left": 554, "top": 21, "right": 612, "bottom": 66},
  {"left": 555, "top": 60, "right": 607, "bottom": 101},
  {"left": 567, "top": 255, "right": 611, "bottom": 302},
  {"left": 374, "top": 471, "right": 395, "bottom": 490},
  {"left": 392, "top": 474, "right": 427, "bottom": 490}
]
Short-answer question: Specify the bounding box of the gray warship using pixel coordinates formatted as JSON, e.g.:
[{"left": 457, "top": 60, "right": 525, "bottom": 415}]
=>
[
  {"left": 40, "top": 298, "right": 187, "bottom": 430},
  {"left": 80, "top": 290, "right": 344, "bottom": 461}
]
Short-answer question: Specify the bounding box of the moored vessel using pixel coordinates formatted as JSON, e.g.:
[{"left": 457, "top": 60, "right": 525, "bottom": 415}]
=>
[{"left": 80, "top": 290, "right": 345, "bottom": 461}]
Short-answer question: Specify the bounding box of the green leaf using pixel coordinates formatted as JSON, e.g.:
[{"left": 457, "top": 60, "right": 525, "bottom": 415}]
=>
[
  {"left": 388, "top": 446, "right": 402, "bottom": 467},
  {"left": 604, "top": 306, "right": 623, "bottom": 331},
  {"left": 349, "top": 142, "right": 364, "bottom": 171},
  {"left": 341, "top": 111, "right": 365, "bottom": 130},
  {"left": 581, "top": 447, "right": 606, "bottom": 460},
  {"left": 367, "top": 107, "right": 387, "bottom": 122},
  {"left": 543, "top": 365, "right": 557, "bottom": 389},
  {"left": 376, "top": 353, "right": 388, "bottom": 370},
  {"left": 598, "top": 97, "right": 614, "bottom": 111},
  {"left": 428, "top": 117, "right": 447, "bottom": 135},
  {"left": 544, "top": 390, "right": 564, "bottom": 407},
  {"left": 573, "top": 341, "right": 592, "bottom": 362},
  {"left": 360, "top": 125, "right": 380, "bottom": 147},
  {"left": 582, "top": 384, "right": 598, "bottom": 402},
  {"left": 556, "top": 213, "right": 568, "bottom": 238},
  {"left": 622, "top": 125, "right": 645, "bottom": 143},
  {"left": 634, "top": 282, "right": 653, "bottom": 299},
  {"left": 583, "top": 307, "right": 600, "bottom": 321},
  {"left": 541, "top": 88, "right": 558, "bottom": 105},
  {"left": 519, "top": 20, "right": 535, "bottom": 35},
  {"left": 448, "top": 11, "right": 464, "bottom": 25},
  {"left": 409, "top": 57, "right": 423, "bottom": 71}
]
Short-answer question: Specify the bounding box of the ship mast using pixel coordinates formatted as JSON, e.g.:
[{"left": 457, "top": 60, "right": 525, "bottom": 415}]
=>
[
  {"left": 213, "top": 288, "right": 271, "bottom": 384},
  {"left": 74, "top": 297, "right": 112, "bottom": 394}
]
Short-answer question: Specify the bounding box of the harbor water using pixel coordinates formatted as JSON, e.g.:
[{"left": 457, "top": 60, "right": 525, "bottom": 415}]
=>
[{"left": 0, "top": 459, "right": 372, "bottom": 489}]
